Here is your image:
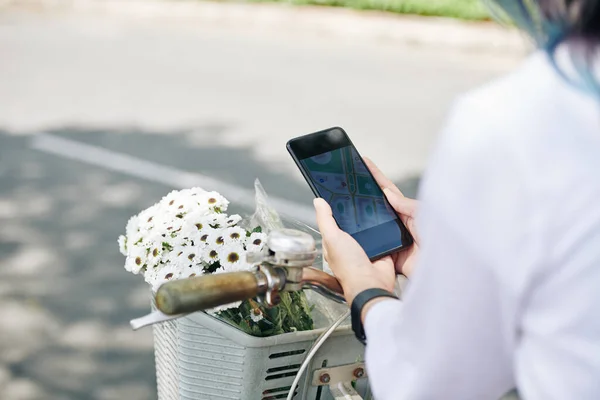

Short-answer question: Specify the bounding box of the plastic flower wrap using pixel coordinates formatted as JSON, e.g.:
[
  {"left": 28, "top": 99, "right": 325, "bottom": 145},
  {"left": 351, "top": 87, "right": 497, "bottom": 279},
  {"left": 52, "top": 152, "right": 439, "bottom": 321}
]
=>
[{"left": 118, "top": 182, "right": 315, "bottom": 336}]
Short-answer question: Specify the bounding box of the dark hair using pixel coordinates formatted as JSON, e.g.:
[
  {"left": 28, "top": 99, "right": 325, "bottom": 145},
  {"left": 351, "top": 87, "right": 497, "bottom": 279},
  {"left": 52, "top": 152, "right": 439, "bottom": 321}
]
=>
[
  {"left": 489, "top": 1, "right": 600, "bottom": 47},
  {"left": 489, "top": 0, "right": 600, "bottom": 92}
]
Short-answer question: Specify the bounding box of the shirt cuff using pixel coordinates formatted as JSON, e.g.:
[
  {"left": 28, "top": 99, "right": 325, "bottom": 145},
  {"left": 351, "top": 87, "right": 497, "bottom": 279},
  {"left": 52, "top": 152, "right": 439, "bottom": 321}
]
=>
[{"left": 364, "top": 298, "right": 402, "bottom": 343}]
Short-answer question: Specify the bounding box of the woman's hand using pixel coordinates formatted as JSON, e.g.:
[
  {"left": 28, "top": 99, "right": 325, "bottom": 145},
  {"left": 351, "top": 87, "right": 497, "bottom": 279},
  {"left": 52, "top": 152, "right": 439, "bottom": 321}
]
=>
[
  {"left": 363, "top": 158, "right": 420, "bottom": 279},
  {"left": 314, "top": 198, "right": 396, "bottom": 306},
  {"left": 313, "top": 157, "right": 420, "bottom": 309}
]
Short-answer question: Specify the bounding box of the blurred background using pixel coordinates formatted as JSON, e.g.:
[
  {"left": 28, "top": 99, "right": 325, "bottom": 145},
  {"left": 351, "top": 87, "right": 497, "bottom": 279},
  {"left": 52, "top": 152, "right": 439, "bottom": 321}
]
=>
[{"left": 0, "top": 0, "right": 525, "bottom": 398}]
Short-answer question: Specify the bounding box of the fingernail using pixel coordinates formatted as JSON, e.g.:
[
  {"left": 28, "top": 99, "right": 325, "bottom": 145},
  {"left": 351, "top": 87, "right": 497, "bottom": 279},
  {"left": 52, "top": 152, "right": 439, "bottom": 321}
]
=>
[{"left": 383, "top": 187, "right": 392, "bottom": 194}]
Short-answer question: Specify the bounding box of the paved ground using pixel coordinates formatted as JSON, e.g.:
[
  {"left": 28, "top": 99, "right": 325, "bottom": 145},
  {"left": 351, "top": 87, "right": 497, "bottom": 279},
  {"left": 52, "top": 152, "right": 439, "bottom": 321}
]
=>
[{"left": 0, "top": 4, "right": 522, "bottom": 399}]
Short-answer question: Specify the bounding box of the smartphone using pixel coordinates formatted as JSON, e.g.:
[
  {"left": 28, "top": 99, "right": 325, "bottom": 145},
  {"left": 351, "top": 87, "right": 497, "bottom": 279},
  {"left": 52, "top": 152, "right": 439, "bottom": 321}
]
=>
[{"left": 287, "top": 127, "right": 413, "bottom": 260}]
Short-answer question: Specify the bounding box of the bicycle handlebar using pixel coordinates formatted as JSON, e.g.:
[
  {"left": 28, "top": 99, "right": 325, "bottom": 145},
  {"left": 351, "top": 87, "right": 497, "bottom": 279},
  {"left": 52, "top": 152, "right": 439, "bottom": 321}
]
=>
[{"left": 156, "top": 272, "right": 263, "bottom": 315}]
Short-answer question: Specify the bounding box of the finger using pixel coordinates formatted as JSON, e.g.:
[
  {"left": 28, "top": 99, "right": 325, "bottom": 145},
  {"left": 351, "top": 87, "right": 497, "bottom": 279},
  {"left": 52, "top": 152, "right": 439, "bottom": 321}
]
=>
[
  {"left": 372, "top": 255, "right": 394, "bottom": 272},
  {"left": 313, "top": 198, "right": 341, "bottom": 239},
  {"left": 372, "top": 256, "right": 397, "bottom": 281},
  {"left": 383, "top": 188, "right": 418, "bottom": 220},
  {"left": 321, "top": 241, "right": 329, "bottom": 262},
  {"left": 363, "top": 157, "right": 403, "bottom": 197},
  {"left": 323, "top": 251, "right": 329, "bottom": 263}
]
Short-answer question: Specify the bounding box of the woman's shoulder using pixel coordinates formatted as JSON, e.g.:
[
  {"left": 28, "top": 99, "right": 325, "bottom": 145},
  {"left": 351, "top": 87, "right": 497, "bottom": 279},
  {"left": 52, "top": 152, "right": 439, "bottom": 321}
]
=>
[
  {"left": 435, "top": 51, "right": 599, "bottom": 183},
  {"left": 421, "top": 52, "right": 600, "bottom": 283},
  {"left": 448, "top": 51, "right": 597, "bottom": 146},
  {"left": 451, "top": 54, "right": 560, "bottom": 138}
]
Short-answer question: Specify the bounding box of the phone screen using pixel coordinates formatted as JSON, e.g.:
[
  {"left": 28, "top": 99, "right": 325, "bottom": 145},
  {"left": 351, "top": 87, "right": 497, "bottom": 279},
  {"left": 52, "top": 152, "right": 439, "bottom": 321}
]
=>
[
  {"left": 300, "top": 146, "right": 397, "bottom": 234},
  {"left": 288, "top": 127, "right": 412, "bottom": 260}
]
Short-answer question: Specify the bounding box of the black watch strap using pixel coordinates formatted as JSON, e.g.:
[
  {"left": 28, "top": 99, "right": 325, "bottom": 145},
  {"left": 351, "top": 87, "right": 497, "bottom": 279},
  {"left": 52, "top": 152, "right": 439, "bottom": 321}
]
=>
[{"left": 351, "top": 288, "right": 398, "bottom": 345}]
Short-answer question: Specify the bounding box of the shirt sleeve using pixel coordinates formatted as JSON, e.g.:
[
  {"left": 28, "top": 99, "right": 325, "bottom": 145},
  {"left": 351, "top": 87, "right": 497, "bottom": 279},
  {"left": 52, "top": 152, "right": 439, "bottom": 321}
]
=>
[
  {"left": 364, "top": 209, "right": 514, "bottom": 400},
  {"left": 363, "top": 96, "right": 523, "bottom": 400}
]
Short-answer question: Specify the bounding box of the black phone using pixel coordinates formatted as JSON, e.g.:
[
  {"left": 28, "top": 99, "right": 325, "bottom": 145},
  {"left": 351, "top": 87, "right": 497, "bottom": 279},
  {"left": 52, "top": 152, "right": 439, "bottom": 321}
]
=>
[{"left": 287, "top": 127, "right": 413, "bottom": 260}]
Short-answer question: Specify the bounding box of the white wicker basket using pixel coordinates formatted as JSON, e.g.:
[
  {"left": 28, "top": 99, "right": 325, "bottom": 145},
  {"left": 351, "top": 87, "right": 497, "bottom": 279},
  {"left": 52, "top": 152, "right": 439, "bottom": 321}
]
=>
[
  {"left": 152, "top": 308, "right": 370, "bottom": 400},
  {"left": 153, "top": 317, "right": 181, "bottom": 400}
]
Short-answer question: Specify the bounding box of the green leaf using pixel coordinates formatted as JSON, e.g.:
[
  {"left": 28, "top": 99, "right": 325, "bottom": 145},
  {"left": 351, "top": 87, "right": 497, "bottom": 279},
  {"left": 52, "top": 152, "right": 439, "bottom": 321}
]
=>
[
  {"left": 213, "top": 292, "right": 314, "bottom": 337},
  {"left": 204, "top": 261, "right": 221, "bottom": 273}
]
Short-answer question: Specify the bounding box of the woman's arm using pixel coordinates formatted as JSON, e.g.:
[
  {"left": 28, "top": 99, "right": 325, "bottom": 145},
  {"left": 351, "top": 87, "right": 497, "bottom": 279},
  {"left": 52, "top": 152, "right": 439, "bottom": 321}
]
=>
[{"left": 363, "top": 206, "right": 514, "bottom": 400}]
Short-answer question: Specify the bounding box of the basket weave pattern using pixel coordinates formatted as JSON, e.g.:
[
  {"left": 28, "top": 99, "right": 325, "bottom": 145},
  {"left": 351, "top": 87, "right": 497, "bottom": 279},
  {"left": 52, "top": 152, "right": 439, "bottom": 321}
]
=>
[{"left": 151, "top": 305, "right": 369, "bottom": 399}]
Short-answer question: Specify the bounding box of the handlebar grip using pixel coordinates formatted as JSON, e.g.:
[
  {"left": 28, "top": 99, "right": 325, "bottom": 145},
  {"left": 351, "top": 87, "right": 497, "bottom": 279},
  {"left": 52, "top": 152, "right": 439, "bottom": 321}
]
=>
[{"left": 155, "top": 272, "right": 260, "bottom": 315}]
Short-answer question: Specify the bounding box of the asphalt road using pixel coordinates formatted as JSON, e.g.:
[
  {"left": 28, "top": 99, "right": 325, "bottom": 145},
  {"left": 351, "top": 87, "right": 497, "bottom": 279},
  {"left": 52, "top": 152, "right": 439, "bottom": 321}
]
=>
[{"left": 0, "top": 5, "right": 522, "bottom": 399}]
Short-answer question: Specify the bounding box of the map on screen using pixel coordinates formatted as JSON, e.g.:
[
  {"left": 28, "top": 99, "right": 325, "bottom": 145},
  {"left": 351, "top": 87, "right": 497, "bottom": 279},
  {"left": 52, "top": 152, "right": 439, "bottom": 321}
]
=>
[{"left": 301, "top": 146, "right": 397, "bottom": 234}]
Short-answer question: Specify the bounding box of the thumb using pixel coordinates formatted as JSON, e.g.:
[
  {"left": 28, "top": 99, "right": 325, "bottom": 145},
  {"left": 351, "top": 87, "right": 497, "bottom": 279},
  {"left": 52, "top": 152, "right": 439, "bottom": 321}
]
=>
[
  {"left": 383, "top": 188, "right": 417, "bottom": 219},
  {"left": 313, "top": 198, "right": 340, "bottom": 239}
]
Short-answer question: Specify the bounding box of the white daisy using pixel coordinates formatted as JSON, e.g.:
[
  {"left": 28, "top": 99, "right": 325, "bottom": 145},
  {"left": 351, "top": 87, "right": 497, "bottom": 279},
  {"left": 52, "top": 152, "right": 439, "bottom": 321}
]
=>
[
  {"left": 117, "top": 235, "right": 127, "bottom": 256},
  {"left": 218, "top": 243, "right": 249, "bottom": 272},
  {"left": 169, "top": 233, "right": 191, "bottom": 251},
  {"left": 161, "top": 190, "right": 181, "bottom": 208},
  {"left": 161, "top": 249, "right": 177, "bottom": 266},
  {"left": 187, "top": 187, "right": 206, "bottom": 197},
  {"left": 182, "top": 264, "right": 204, "bottom": 279},
  {"left": 202, "top": 245, "right": 221, "bottom": 265},
  {"left": 146, "top": 244, "right": 163, "bottom": 269},
  {"left": 156, "top": 264, "right": 182, "bottom": 287},
  {"left": 151, "top": 208, "right": 176, "bottom": 227},
  {"left": 128, "top": 231, "right": 147, "bottom": 250},
  {"left": 196, "top": 230, "right": 213, "bottom": 246},
  {"left": 125, "top": 215, "right": 141, "bottom": 239},
  {"left": 203, "top": 191, "right": 229, "bottom": 212},
  {"left": 203, "top": 213, "right": 228, "bottom": 229},
  {"left": 163, "top": 217, "right": 184, "bottom": 237},
  {"left": 250, "top": 308, "right": 264, "bottom": 323},
  {"left": 167, "top": 245, "right": 184, "bottom": 266},
  {"left": 223, "top": 226, "right": 246, "bottom": 244},
  {"left": 143, "top": 266, "right": 159, "bottom": 289},
  {"left": 125, "top": 255, "right": 139, "bottom": 274},
  {"left": 182, "top": 211, "right": 210, "bottom": 233},
  {"left": 126, "top": 245, "right": 148, "bottom": 274},
  {"left": 192, "top": 243, "right": 206, "bottom": 261},
  {"left": 175, "top": 246, "right": 201, "bottom": 268},
  {"left": 225, "top": 214, "right": 242, "bottom": 227},
  {"left": 140, "top": 229, "right": 165, "bottom": 246},
  {"left": 206, "top": 230, "right": 226, "bottom": 248},
  {"left": 245, "top": 232, "right": 267, "bottom": 252},
  {"left": 172, "top": 196, "right": 198, "bottom": 216},
  {"left": 137, "top": 204, "right": 160, "bottom": 231}
]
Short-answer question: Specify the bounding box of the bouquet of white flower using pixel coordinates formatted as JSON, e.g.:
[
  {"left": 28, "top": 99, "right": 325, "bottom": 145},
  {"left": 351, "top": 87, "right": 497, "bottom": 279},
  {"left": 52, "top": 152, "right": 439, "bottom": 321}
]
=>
[{"left": 119, "top": 187, "right": 314, "bottom": 336}]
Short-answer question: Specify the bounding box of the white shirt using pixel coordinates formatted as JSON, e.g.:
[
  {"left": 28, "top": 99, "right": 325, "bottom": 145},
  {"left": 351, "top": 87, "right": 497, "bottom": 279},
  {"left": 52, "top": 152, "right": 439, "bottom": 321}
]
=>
[{"left": 364, "top": 52, "right": 600, "bottom": 400}]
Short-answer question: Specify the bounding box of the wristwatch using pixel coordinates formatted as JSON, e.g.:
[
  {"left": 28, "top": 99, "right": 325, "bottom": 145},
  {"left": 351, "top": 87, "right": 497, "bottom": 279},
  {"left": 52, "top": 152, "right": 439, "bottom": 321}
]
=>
[{"left": 351, "top": 288, "right": 398, "bottom": 345}]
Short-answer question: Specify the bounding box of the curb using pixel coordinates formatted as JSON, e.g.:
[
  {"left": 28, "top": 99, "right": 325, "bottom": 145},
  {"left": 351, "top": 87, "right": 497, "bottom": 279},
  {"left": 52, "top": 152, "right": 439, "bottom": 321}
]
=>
[{"left": 3, "top": 0, "right": 529, "bottom": 54}]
